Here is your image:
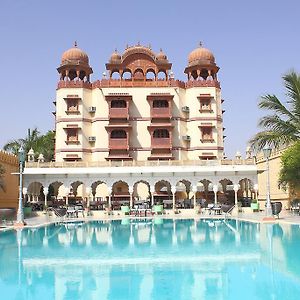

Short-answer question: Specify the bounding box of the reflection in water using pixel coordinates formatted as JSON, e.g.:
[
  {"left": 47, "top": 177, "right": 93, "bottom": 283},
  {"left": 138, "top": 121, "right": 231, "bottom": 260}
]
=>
[{"left": 1, "top": 219, "right": 300, "bottom": 299}]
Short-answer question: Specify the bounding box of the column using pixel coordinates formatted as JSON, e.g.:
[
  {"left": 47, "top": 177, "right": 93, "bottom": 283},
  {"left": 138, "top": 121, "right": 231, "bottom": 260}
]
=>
[
  {"left": 129, "top": 186, "right": 134, "bottom": 208},
  {"left": 43, "top": 187, "right": 49, "bottom": 209},
  {"left": 254, "top": 183, "right": 258, "bottom": 200},
  {"left": 150, "top": 185, "right": 155, "bottom": 207},
  {"left": 171, "top": 186, "right": 176, "bottom": 210},
  {"left": 192, "top": 185, "right": 197, "bottom": 209},
  {"left": 213, "top": 184, "right": 218, "bottom": 205},
  {"left": 108, "top": 186, "right": 112, "bottom": 209},
  {"left": 86, "top": 187, "right": 91, "bottom": 209},
  {"left": 233, "top": 184, "right": 239, "bottom": 206},
  {"left": 64, "top": 187, "right": 70, "bottom": 206}
]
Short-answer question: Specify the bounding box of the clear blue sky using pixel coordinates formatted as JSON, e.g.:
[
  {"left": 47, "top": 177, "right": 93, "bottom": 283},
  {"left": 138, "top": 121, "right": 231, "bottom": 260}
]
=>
[{"left": 0, "top": 0, "right": 299, "bottom": 158}]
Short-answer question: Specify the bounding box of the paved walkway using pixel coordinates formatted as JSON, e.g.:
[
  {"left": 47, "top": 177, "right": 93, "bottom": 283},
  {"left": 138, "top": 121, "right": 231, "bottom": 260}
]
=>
[{"left": 1, "top": 209, "right": 300, "bottom": 231}]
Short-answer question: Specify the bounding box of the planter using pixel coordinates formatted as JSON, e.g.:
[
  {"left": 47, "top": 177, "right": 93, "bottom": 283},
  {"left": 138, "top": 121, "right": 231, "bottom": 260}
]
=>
[
  {"left": 250, "top": 202, "right": 259, "bottom": 211},
  {"left": 23, "top": 207, "right": 32, "bottom": 216}
]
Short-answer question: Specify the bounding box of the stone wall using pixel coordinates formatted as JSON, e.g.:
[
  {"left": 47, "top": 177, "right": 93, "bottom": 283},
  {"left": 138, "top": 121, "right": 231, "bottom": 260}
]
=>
[{"left": 0, "top": 150, "right": 18, "bottom": 209}]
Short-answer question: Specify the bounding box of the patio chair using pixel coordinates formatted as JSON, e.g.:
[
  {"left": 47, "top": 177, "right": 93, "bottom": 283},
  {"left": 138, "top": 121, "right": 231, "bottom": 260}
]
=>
[
  {"left": 75, "top": 205, "right": 85, "bottom": 217},
  {"left": 205, "top": 203, "right": 214, "bottom": 215}
]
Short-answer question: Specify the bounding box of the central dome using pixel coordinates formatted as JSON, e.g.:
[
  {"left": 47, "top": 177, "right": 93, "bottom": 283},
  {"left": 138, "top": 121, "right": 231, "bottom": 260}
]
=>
[
  {"left": 61, "top": 43, "right": 89, "bottom": 65},
  {"left": 188, "top": 46, "right": 215, "bottom": 65}
]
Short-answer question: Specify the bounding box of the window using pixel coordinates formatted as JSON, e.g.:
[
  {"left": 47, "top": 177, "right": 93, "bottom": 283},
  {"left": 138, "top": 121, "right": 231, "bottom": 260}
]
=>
[
  {"left": 111, "top": 130, "right": 127, "bottom": 139},
  {"left": 153, "top": 100, "right": 168, "bottom": 108},
  {"left": 66, "top": 99, "right": 79, "bottom": 112},
  {"left": 111, "top": 100, "right": 126, "bottom": 108},
  {"left": 66, "top": 128, "right": 79, "bottom": 144},
  {"left": 153, "top": 129, "right": 169, "bottom": 138},
  {"left": 201, "top": 128, "right": 213, "bottom": 141}
]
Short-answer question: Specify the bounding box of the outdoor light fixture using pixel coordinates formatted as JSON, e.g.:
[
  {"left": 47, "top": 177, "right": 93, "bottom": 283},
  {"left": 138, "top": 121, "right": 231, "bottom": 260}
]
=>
[
  {"left": 16, "top": 146, "right": 25, "bottom": 226},
  {"left": 263, "top": 144, "right": 272, "bottom": 218}
]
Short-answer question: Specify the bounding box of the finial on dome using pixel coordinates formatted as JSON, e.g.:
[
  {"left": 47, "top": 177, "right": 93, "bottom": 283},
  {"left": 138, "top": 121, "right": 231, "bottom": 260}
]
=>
[
  {"left": 114, "top": 48, "right": 118, "bottom": 52},
  {"left": 148, "top": 43, "right": 152, "bottom": 49},
  {"left": 125, "top": 43, "right": 129, "bottom": 49},
  {"left": 137, "top": 40, "right": 140, "bottom": 46},
  {"left": 74, "top": 41, "right": 77, "bottom": 47},
  {"left": 160, "top": 48, "right": 163, "bottom": 52},
  {"left": 199, "top": 41, "right": 203, "bottom": 47}
]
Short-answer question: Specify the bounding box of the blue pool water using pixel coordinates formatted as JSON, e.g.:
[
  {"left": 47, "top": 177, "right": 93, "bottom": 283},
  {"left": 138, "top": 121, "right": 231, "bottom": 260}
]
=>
[{"left": 1, "top": 219, "right": 300, "bottom": 300}]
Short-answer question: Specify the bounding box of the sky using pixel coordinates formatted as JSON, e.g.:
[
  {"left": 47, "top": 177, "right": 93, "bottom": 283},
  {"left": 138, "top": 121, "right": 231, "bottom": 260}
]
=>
[{"left": 0, "top": 0, "right": 299, "bottom": 158}]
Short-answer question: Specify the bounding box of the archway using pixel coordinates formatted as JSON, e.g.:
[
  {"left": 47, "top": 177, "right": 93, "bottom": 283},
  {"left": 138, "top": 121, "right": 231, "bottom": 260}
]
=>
[
  {"left": 154, "top": 180, "right": 171, "bottom": 207},
  {"left": 112, "top": 180, "right": 129, "bottom": 210}
]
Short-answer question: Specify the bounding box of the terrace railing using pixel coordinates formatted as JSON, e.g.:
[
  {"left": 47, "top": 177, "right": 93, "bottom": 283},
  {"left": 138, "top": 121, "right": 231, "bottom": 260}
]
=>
[{"left": 25, "top": 158, "right": 255, "bottom": 168}]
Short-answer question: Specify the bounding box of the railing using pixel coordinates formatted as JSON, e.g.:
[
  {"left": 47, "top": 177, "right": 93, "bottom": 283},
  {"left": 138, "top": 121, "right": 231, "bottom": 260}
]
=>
[
  {"left": 109, "top": 107, "right": 129, "bottom": 119},
  {"left": 151, "top": 138, "right": 171, "bottom": 149},
  {"left": 25, "top": 158, "right": 255, "bottom": 168},
  {"left": 109, "top": 138, "right": 128, "bottom": 149},
  {"left": 151, "top": 107, "right": 171, "bottom": 119}
]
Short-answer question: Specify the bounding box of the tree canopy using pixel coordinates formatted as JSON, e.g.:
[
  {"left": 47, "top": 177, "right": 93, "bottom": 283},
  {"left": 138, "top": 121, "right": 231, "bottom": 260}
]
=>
[
  {"left": 279, "top": 141, "right": 300, "bottom": 193},
  {"left": 250, "top": 71, "right": 300, "bottom": 151},
  {"left": 3, "top": 128, "right": 55, "bottom": 162}
]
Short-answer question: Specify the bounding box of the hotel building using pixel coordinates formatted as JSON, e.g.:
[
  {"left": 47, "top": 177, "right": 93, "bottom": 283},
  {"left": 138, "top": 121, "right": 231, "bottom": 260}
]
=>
[{"left": 23, "top": 43, "right": 257, "bottom": 210}]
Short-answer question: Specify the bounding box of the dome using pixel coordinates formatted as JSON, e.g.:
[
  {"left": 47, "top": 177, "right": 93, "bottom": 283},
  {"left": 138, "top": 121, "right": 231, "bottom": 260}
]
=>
[
  {"left": 122, "top": 44, "right": 156, "bottom": 60},
  {"left": 188, "top": 45, "right": 215, "bottom": 65},
  {"left": 110, "top": 49, "right": 121, "bottom": 63},
  {"left": 156, "top": 49, "right": 168, "bottom": 62},
  {"left": 61, "top": 42, "right": 89, "bottom": 65}
]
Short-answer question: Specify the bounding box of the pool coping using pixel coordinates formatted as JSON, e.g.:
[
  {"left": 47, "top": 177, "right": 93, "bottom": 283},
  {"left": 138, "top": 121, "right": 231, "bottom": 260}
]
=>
[{"left": 1, "top": 211, "right": 300, "bottom": 232}]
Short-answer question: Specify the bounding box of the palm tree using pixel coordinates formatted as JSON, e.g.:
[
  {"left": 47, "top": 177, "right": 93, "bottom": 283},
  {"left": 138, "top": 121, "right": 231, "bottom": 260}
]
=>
[
  {"left": 0, "top": 164, "right": 5, "bottom": 192},
  {"left": 3, "top": 128, "right": 55, "bottom": 161},
  {"left": 250, "top": 71, "right": 300, "bottom": 151}
]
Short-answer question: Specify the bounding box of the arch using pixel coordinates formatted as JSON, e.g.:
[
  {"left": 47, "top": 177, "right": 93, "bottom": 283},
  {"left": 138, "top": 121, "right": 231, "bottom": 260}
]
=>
[
  {"left": 191, "top": 70, "right": 198, "bottom": 80},
  {"left": 111, "top": 130, "right": 127, "bottom": 139},
  {"left": 133, "top": 180, "right": 150, "bottom": 203},
  {"left": 111, "top": 99, "right": 126, "bottom": 108},
  {"left": 218, "top": 178, "right": 234, "bottom": 204},
  {"left": 122, "top": 69, "right": 132, "bottom": 80},
  {"left": 153, "top": 129, "right": 169, "bottom": 138},
  {"left": 111, "top": 70, "right": 121, "bottom": 80},
  {"left": 195, "top": 179, "right": 214, "bottom": 203},
  {"left": 146, "top": 69, "right": 156, "bottom": 80},
  {"left": 157, "top": 70, "right": 167, "bottom": 80},
  {"left": 200, "top": 69, "right": 209, "bottom": 80},
  {"left": 27, "top": 181, "right": 44, "bottom": 203},
  {"left": 133, "top": 68, "right": 144, "bottom": 81},
  {"left": 68, "top": 69, "right": 77, "bottom": 80},
  {"left": 238, "top": 178, "right": 254, "bottom": 199},
  {"left": 154, "top": 180, "right": 171, "bottom": 206},
  {"left": 112, "top": 180, "right": 130, "bottom": 210},
  {"left": 79, "top": 70, "right": 86, "bottom": 81},
  {"left": 48, "top": 181, "right": 64, "bottom": 203}
]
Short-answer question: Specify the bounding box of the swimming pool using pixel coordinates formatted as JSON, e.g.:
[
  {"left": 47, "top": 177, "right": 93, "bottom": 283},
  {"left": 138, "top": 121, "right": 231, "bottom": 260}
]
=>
[{"left": 1, "top": 219, "right": 300, "bottom": 300}]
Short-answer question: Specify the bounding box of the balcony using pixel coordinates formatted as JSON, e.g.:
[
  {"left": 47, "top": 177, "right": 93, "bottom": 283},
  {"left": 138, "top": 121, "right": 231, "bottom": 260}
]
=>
[
  {"left": 109, "top": 138, "right": 129, "bottom": 150},
  {"left": 151, "top": 107, "right": 171, "bottom": 119},
  {"left": 109, "top": 107, "right": 129, "bottom": 119},
  {"left": 151, "top": 138, "right": 171, "bottom": 149}
]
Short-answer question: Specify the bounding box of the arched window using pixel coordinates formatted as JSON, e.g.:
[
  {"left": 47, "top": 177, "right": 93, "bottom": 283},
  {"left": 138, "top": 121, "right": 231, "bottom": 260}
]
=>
[
  {"left": 157, "top": 70, "right": 167, "bottom": 80},
  {"left": 153, "top": 100, "right": 168, "bottom": 108},
  {"left": 200, "top": 69, "right": 209, "bottom": 80},
  {"left": 111, "top": 130, "right": 127, "bottom": 139},
  {"left": 146, "top": 69, "right": 156, "bottom": 80},
  {"left": 153, "top": 129, "right": 169, "bottom": 138},
  {"left": 111, "top": 71, "right": 121, "bottom": 80},
  {"left": 122, "top": 70, "right": 132, "bottom": 80},
  {"left": 111, "top": 100, "right": 126, "bottom": 108}
]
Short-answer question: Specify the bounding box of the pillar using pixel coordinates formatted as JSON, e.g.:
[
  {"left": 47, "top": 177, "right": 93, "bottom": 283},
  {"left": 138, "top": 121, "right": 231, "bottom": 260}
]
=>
[
  {"left": 129, "top": 186, "right": 134, "bottom": 208},
  {"left": 192, "top": 185, "right": 197, "bottom": 209},
  {"left": 65, "top": 187, "right": 70, "bottom": 206},
  {"left": 43, "top": 187, "right": 49, "bottom": 208},
  {"left": 108, "top": 187, "right": 112, "bottom": 209},
  {"left": 86, "top": 187, "right": 91, "bottom": 209},
  {"left": 254, "top": 183, "right": 258, "bottom": 200},
  {"left": 233, "top": 184, "right": 240, "bottom": 206},
  {"left": 213, "top": 184, "right": 218, "bottom": 205},
  {"left": 150, "top": 185, "right": 155, "bottom": 207},
  {"left": 171, "top": 186, "right": 176, "bottom": 210}
]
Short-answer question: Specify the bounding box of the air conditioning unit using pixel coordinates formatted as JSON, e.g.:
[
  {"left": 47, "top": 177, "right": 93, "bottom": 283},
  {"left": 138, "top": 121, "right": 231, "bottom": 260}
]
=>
[
  {"left": 88, "top": 136, "right": 96, "bottom": 142},
  {"left": 88, "top": 106, "right": 96, "bottom": 113},
  {"left": 182, "top": 106, "right": 190, "bottom": 113},
  {"left": 182, "top": 135, "right": 191, "bottom": 141}
]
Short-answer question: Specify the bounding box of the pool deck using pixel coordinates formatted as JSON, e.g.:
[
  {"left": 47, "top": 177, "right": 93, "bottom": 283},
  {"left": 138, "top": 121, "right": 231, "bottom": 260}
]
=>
[{"left": 1, "top": 208, "right": 300, "bottom": 231}]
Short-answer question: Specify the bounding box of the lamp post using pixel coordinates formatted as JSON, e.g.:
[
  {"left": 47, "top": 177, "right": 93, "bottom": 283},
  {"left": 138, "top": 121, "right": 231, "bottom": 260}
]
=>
[
  {"left": 263, "top": 144, "right": 272, "bottom": 218},
  {"left": 16, "top": 146, "right": 25, "bottom": 226}
]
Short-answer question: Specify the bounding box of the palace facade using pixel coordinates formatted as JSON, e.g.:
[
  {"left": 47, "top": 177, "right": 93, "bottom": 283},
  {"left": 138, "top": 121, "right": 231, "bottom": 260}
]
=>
[{"left": 23, "top": 43, "right": 258, "bottom": 210}]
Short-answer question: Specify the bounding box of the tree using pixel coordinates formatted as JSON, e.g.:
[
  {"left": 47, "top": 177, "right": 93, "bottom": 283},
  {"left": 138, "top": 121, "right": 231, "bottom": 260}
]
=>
[
  {"left": 249, "top": 71, "right": 300, "bottom": 151},
  {"left": 0, "top": 164, "right": 5, "bottom": 192},
  {"left": 3, "top": 128, "right": 55, "bottom": 162},
  {"left": 279, "top": 141, "right": 300, "bottom": 193}
]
